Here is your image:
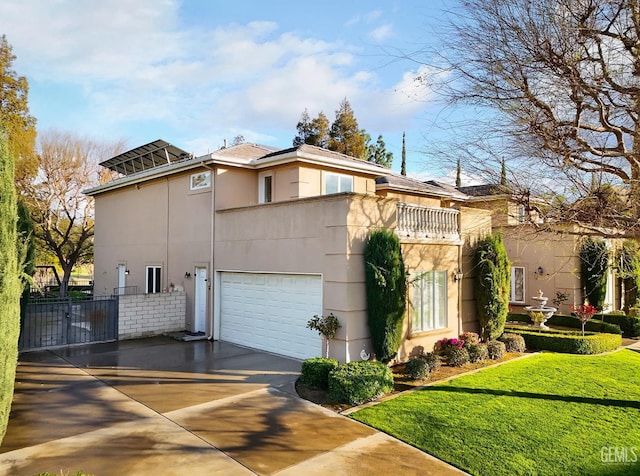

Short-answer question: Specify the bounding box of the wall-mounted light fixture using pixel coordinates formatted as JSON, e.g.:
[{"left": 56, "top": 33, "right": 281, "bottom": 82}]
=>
[
  {"left": 125, "top": 269, "right": 130, "bottom": 276},
  {"left": 453, "top": 269, "right": 464, "bottom": 282},
  {"left": 537, "top": 266, "right": 544, "bottom": 276},
  {"left": 185, "top": 272, "right": 191, "bottom": 279}
]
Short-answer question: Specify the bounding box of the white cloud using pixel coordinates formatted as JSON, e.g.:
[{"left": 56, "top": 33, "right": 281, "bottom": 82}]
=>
[
  {"left": 0, "top": 0, "right": 441, "bottom": 154},
  {"left": 369, "top": 25, "right": 393, "bottom": 42}
]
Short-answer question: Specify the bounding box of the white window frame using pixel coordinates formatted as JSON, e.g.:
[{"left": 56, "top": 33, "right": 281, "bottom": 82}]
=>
[
  {"left": 146, "top": 265, "right": 162, "bottom": 294},
  {"left": 411, "top": 270, "right": 448, "bottom": 333},
  {"left": 190, "top": 170, "right": 211, "bottom": 190},
  {"left": 258, "top": 171, "right": 273, "bottom": 204},
  {"left": 510, "top": 266, "right": 525, "bottom": 303},
  {"left": 324, "top": 172, "right": 353, "bottom": 195}
]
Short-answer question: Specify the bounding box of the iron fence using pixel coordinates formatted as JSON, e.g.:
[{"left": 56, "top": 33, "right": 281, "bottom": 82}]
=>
[{"left": 19, "top": 296, "right": 118, "bottom": 352}]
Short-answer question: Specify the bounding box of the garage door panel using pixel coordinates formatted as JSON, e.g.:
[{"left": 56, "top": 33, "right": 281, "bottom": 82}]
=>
[{"left": 220, "top": 272, "right": 323, "bottom": 360}]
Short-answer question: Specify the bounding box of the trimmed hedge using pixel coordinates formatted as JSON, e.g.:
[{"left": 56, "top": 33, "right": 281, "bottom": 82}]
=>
[
  {"left": 300, "top": 357, "right": 339, "bottom": 388},
  {"left": 328, "top": 361, "right": 394, "bottom": 405},
  {"left": 507, "top": 313, "right": 622, "bottom": 335},
  {"left": 595, "top": 313, "right": 640, "bottom": 337},
  {"left": 504, "top": 327, "right": 621, "bottom": 354},
  {"left": 499, "top": 333, "right": 526, "bottom": 353}
]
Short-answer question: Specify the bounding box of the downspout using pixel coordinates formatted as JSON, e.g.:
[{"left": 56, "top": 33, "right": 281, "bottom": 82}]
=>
[
  {"left": 166, "top": 177, "right": 170, "bottom": 293},
  {"left": 200, "top": 161, "right": 216, "bottom": 340},
  {"left": 457, "top": 209, "right": 463, "bottom": 336}
]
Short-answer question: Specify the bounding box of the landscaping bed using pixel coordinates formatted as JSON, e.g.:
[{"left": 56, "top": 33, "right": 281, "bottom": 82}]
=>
[{"left": 295, "top": 351, "right": 524, "bottom": 412}]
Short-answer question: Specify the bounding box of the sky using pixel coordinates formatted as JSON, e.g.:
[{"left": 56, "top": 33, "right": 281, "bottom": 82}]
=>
[{"left": 0, "top": 0, "right": 465, "bottom": 180}]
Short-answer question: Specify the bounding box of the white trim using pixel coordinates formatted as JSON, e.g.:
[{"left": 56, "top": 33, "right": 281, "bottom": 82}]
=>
[{"left": 258, "top": 171, "right": 274, "bottom": 204}]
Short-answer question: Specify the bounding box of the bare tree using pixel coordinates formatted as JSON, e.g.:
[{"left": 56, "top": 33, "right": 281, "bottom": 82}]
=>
[
  {"left": 23, "top": 130, "right": 125, "bottom": 297},
  {"left": 420, "top": 0, "right": 640, "bottom": 236}
]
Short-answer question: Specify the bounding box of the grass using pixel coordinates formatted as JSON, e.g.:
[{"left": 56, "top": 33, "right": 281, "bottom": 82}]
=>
[{"left": 351, "top": 350, "right": 640, "bottom": 476}]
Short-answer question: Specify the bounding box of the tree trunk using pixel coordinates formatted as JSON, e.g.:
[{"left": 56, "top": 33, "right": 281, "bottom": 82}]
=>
[{"left": 60, "top": 266, "right": 73, "bottom": 298}]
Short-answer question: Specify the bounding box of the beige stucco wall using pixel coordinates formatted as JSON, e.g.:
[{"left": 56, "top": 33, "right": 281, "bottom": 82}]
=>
[
  {"left": 93, "top": 169, "right": 212, "bottom": 331},
  {"left": 214, "top": 193, "right": 395, "bottom": 362}
]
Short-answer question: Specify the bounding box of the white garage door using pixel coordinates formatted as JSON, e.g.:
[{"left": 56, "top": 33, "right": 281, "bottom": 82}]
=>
[{"left": 220, "top": 272, "right": 323, "bottom": 360}]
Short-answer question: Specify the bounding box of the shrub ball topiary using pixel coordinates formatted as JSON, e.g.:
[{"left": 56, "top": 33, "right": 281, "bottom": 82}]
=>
[
  {"left": 299, "top": 357, "right": 339, "bottom": 388},
  {"left": 328, "top": 361, "right": 394, "bottom": 405},
  {"left": 420, "top": 351, "right": 441, "bottom": 372},
  {"left": 447, "top": 347, "right": 471, "bottom": 367},
  {"left": 405, "top": 358, "right": 430, "bottom": 380},
  {"left": 498, "top": 333, "right": 526, "bottom": 353},
  {"left": 487, "top": 340, "right": 507, "bottom": 360},
  {"left": 466, "top": 343, "right": 489, "bottom": 363}
]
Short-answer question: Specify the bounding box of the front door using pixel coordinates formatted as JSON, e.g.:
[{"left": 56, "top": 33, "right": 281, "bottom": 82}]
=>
[
  {"left": 117, "top": 264, "right": 127, "bottom": 295},
  {"left": 194, "top": 267, "right": 207, "bottom": 333}
]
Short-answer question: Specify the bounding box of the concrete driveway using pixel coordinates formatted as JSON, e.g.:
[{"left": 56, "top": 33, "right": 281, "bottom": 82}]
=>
[{"left": 0, "top": 337, "right": 464, "bottom": 475}]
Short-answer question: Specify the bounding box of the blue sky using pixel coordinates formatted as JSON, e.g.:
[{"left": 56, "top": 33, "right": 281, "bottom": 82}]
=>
[{"left": 0, "top": 0, "right": 464, "bottom": 180}]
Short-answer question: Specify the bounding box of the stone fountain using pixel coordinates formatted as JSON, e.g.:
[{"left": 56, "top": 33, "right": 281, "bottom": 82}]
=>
[{"left": 524, "top": 290, "right": 557, "bottom": 329}]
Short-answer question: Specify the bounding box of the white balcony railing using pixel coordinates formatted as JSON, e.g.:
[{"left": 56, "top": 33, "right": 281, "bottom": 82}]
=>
[{"left": 396, "top": 202, "right": 460, "bottom": 241}]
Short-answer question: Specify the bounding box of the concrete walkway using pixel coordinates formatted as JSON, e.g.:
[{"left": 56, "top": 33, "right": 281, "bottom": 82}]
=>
[{"left": 0, "top": 337, "right": 464, "bottom": 475}]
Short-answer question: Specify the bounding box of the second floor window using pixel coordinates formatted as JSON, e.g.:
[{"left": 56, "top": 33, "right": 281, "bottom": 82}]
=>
[
  {"left": 324, "top": 172, "right": 353, "bottom": 194},
  {"left": 259, "top": 172, "right": 273, "bottom": 203}
]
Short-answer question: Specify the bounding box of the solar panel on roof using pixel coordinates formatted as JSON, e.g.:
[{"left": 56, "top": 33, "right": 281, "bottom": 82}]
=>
[{"left": 99, "top": 139, "right": 191, "bottom": 176}]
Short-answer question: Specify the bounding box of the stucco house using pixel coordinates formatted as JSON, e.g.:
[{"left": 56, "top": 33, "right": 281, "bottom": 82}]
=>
[
  {"left": 459, "top": 184, "right": 625, "bottom": 314},
  {"left": 85, "top": 140, "right": 491, "bottom": 362}
]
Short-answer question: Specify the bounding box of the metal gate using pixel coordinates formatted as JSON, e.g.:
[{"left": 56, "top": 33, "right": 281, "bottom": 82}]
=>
[{"left": 19, "top": 296, "right": 118, "bottom": 351}]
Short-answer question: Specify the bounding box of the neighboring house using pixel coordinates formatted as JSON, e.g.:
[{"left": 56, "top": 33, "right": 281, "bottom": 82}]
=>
[
  {"left": 459, "top": 184, "right": 624, "bottom": 314},
  {"left": 85, "top": 140, "right": 491, "bottom": 362}
]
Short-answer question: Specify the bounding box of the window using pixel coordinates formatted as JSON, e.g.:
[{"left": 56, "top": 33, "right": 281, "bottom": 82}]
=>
[
  {"left": 190, "top": 171, "right": 211, "bottom": 190},
  {"left": 146, "top": 266, "right": 162, "bottom": 293},
  {"left": 412, "top": 271, "right": 447, "bottom": 332},
  {"left": 517, "top": 204, "right": 526, "bottom": 223},
  {"left": 324, "top": 172, "right": 353, "bottom": 194},
  {"left": 259, "top": 172, "right": 273, "bottom": 203},
  {"left": 511, "top": 266, "right": 525, "bottom": 303}
]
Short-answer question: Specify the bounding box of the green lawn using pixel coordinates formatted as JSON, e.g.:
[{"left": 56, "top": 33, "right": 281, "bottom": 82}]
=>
[{"left": 351, "top": 350, "right": 640, "bottom": 476}]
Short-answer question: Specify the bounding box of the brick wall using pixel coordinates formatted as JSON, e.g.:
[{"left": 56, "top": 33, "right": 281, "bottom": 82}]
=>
[{"left": 118, "top": 292, "right": 186, "bottom": 339}]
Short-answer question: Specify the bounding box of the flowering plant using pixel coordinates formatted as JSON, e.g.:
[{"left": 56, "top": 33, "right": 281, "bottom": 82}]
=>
[
  {"left": 459, "top": 331, "right": 480, "bottom": 346},
  {"left": 434, "top": 337, "right": 465, "bottom": 354},
  {"left": 570, "top": 303, "right": 598, "bottom": 335}
]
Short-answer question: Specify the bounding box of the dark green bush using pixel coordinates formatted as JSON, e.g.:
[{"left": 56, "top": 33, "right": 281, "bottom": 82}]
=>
[
  {"left": 364, "top": 229, "right": 407, "bottom": 363},
  {"left": 466, "top": 343, "right": 489, "bottom": 362},
  {"left": 487, "top": 340, "right": 506, "bottom": 360},
  {"left": 328, "top": 361, "right": 394, "bottom": 405},
  {"left": 580, "top": 237, "right": 608, "bottom": 310},
  {"left": 474, "top": 234, "right": 510, "bottom": 341},
  {"left": 405, "top": 358, "right": 430, "bottom": 380},
  {"left": 420, "top": 351, "right": 441, "bottom": 372},
  {"left": 596, "top": 313, "right": 640, "bottom": 337},
  {"left": 499, "top": 333, "right": 526, "bottom": 353},
  {"left": 447, "top": 347, "right": 470, "bottom": 367},
  {"left": 300, "top": 357, "right": 339, "bottom": 388},
  {"left": 504, "top": 327, "right": 621, "bottom": 354}
]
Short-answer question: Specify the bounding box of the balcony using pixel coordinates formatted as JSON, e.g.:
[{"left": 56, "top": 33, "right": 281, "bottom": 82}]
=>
[{"left": 396, "top": 202, "right": 460, "bottom": 242}]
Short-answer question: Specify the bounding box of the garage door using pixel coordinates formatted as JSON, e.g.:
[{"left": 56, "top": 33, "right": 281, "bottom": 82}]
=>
[{"left": 220, "top": 272, "right": 323, "bottom": 360}]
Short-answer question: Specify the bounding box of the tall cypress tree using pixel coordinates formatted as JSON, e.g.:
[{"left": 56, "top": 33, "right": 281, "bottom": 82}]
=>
[
  {"left": 474, "top": 233, "right": 510, "bottom": 341},
  {"left": 364, "top": 229, "right": 407, "bottom": 362},
  {"left": 580, "top": 237, "right": 608, "bottom": 310},
  {"left": 0, "top": 135, "right": 22, "bottom": 444},
  {"left": 401, "top": 132, "right": 407, "bottom": 176}
]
